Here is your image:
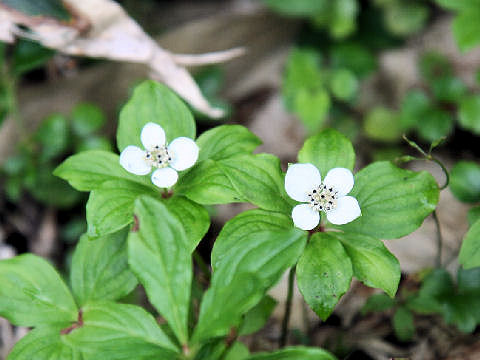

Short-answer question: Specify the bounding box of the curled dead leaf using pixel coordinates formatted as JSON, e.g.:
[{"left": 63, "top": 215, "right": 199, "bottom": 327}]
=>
[{"left": 0, "top": 0, "right": 245, "bottom": 117}]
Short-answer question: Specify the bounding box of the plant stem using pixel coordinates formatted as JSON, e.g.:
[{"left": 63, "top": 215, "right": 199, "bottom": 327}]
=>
[
  {"left": 193, "top": 250, "right": 211, "bottom": 282},
  {"left": 279, "top": 266, "right": 296, "bottom": 347},
  {"left": 429, "top": 156, "right": 450, "bottom": 190},
  {"left": 432, "top": 210, "right": 443, "bottom": 267}
]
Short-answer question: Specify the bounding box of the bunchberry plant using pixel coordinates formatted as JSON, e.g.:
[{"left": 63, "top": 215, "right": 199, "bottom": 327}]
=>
[{"left": 0, "top": 80, "right": 440, "bottom": 359}]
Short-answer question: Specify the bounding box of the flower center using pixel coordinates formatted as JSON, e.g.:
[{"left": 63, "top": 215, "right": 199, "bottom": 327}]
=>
[
  {"left": 308, "top": 183, "right": 338, "bottom": 212},
  {"left": 145, "top": 145, "right": 172, "bottom": 168}
]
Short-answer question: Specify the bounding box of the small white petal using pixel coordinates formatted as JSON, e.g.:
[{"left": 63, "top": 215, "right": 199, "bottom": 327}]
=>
[
  {"left": 141, "top": 122, "right": 166, "bottom": 150},
  {"left": 326, "top": 196, "right": 361, "bottom": 225},
  {"left": 151, "top": 167, "right": 178, "bottom": 188},
  {"left": 292, "top": 204, "right": 320, "bottom": 230},
  {"left": 323, "top": 168, "right": 354, "bottom": 196},
  {"left": 285, "top": 163, "right": 322, "bottom": 202},
  {"left": 168, "top": 137, "right": 199, "bottom": 171},
  {"left": 119, "top": 146, "right": 151, "bottom": 175}
]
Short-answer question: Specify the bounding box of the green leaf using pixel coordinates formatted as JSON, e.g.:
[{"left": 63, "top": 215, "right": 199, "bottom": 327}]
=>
[
  {"left": 54, "top": 150, "right": 151, "bottom": 191},
  {"left": 297, "top": 233, "right": 353, "bottom": 320},
  {"left": 334, "top": 232, "right": 400, "bottom": 297},
  {"left": 194, "top": 229, "right": 307, "bottom": 342},
  {"left": 176, "top": 159, "right": 244, "bottom": 204},
  {"left": 164, "top": 195, "right": 210, "bottom": 253},
  {"left": 330, "top": 43, "right": 376, "bottom": 78},
  {"left": 361, "top": 293, "right": 395, "bottom": 314},
  {"left": 341, "top": 161, "right": 439, "bottom": 239},
  {"left": 400, "top": 90, "right": 431, "bottom": 130},
  {"left": 8, "top": 326, "right": 83, "bottom": 360},
  {"left": 225, "top": 342, "right": 250, "bottom": 360},
  {"left": 442, "top": 296, "right": 479, "bottom": 333},
  {"left": 86, "top": 180, "right": 157, "bottom": 238},
  {"left": 419, "top": 268, "right": 454, "bottom": 299},
  {"left": 325, "top": 0, "right": 358, "bottom": 38},
  {"left": 75, "top": 136, "right": 113, "bottom": 153},
  {"left": 459, "top": 219, "right": 480, "bottom": 269},
  {"left": 0, "top": 254, "right": 77, "bottom": 327},
  {"left": 117, "top": 81, "right": 195, "bottom": 152},
  {"left": 384, "top": 2, "right": 428, "bottom": 36},
  {"left": 211, "top": 209, "right": 292, "bottom": 270},
  {"left": 431, "top": 76, "right": 467, "bottom": 103},
  {"left": 218, "top": 154, "right": 293, "bottom": 213},
  {"left": 247, "top": 346, "right": 337, "bottom": 360},
  {"left": 65, "top": 302, "right": 178, "bottom": 358},
  {"left": 239, "top": 295, "right": 277, "bottom": 336},
  {"left": 35, "top": 114, "right": 69, "bottom": 162},
  {"left": 450, "top": 161, "right": 480, "bottom": 203},
  {"left": 195, "top": 125, "right": 261, "bottom": 161},
  {"left": 71, "top": 104, "right": 106, "bottom": 137},
  {"left": 457, "top": 266, "right": 480, "bottom": 293},
  {"left": 193, "top": 272, "right": 265, "bottom": 343},
  {"left": 459, "top": 95, "right": 480, "bottom": 134},
  {"left": 419, "top": 52, "right": 452, "bottom": 83},
  {"left": 12, "top": 39, "right": 54, "bottom": 76},
  {"left": 298, "top": 128, "right": 355, "bottom": 176},
  {"left": 179, "top": 153, "right": 292, "bottom": 212},
  {"left": 27, "top": 165, "right": 81, "bottom": 208},
  {"left": 467, "top": 205, "right": 480, "bottom": 226},
  {"left": 2, "top": 0, "right": 71, "bottom": 20},
  {"left": 329, "top": 68, "right": 358, "bottom": 101},
  {"left": 262, "top": 0, "right": 329, "bottom": 16},
  {"left": 363, "top": 107, "right": 401, "bottom": 142},
  {"left": 70, "top": 231, "right": 137, "bottom": 307},
  {"left": 128, "top": 196, "right": 191, "bottom": 344},
  {"left": 282, "top": 48, "right": 324, "bottom": 110},
  {"left": 452, "top": 8, "right": 480, "bottom": 52},
  {"left": 293, "top": 88, "right": 330, "bottom": 133},
  {"left": 392, "top": 307, "right": 415, "bottom": 341}
]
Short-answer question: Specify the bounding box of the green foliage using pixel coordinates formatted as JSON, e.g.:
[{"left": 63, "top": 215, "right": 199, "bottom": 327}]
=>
[
  {"left": 71, "top": 104, "right": 106, "bottom": 137},
  {"left": 117, "top": 81, "right": 195, "bottom": 151},
  {"left": 298, "top": 128, "right": 355, "bottom": 176},
  {"left": 193, "top": 229, "right": 306, "bottom": 342},
  {"left": 66, "top": 302, "right": 178, "bottom": 359},
  {"left": 458, "top": 95, "right": 480, "bottom": 134},
  {"left": 70, "top": 231, "right": 137, "bottom": 306},
  {"left": 449, "top": 161, "right": 480, "bottom": 203},
  {"left": 435, "top": 0, "right": 480, "bottom": 52},
  {"left": 361, "top": 293, "right": 395, "bottom": 314},
  {"left": 335, "top": 232, "right": 400, "bottom": 297},
  {"left": 192, "top": 66, "right": 232, "bottom": 120},
  {"left": 247, "top": 346, "right": 337, "bottom": 360},
  {"left": 12, "top": 39, "right": 54, "bottom": 76},
  {"left": 86, "top": 180, "right": 156, "bottom": 238},
  {"left": 2, "top": 103, "right": 111, "bottom": 207},
  {"left": 7, "top": 326, "right": 82, "bottom": 360},
  {"left": 341, "top": 161, "right": 439, "bottom": 239},
  {"left": 239, "top": 295, "right": 277, "bottom": 335},
  {"left": 459, "top": 219, "right": 480, "bottom": 269},
  {"left": 211, "top": 209, "right": 292, "bottom": 270},
  {"left": 0, "top": 254, "right": 77, "bottom": 327},
  {"left": 393, "top": 307, "right": 415, "bottom": 341},
  {"left": 329, "top": 68, "right": 358, "bottom": 101},
  {"left": 407, "top": 268, "right": 480, "bottom": 333},
  {"left": 128, "top": 196, "right": 191, "bottom": 344},
  {"left": 1, "top": 0, "right": 71, "bottom": 20},
  {"left": 400, "top": 90, "right": 431, "bottom": 130},
  {"left": 382, "top": 2, "right": 428, "bottom": 36},
  {"left": 55, "top": 150, "right": 151, "bottom": 191},
  {"left": 297, "top": 233, "right": 353, "bottom": 320},
  {"left": 363, "top": 107, "right": 402, "bottom": 142}
]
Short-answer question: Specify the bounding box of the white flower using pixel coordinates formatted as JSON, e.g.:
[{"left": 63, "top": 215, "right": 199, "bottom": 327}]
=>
[
  {"left": 120, "top": 122, "right": 199, "bottom": 188},
  {"left": 285, "top": 163, "right": 361, "bottom": 230}
]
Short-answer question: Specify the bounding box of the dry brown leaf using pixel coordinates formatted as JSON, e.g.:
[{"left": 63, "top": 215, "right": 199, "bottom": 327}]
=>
[{"left": 0, "top": 0, "right": 245, "bottom": 117}]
